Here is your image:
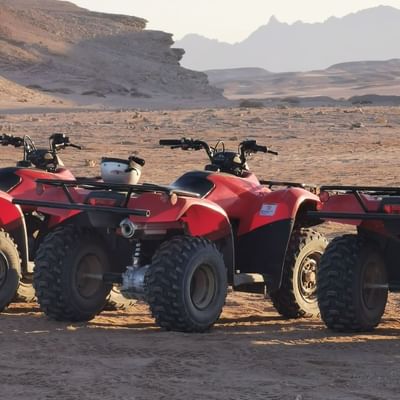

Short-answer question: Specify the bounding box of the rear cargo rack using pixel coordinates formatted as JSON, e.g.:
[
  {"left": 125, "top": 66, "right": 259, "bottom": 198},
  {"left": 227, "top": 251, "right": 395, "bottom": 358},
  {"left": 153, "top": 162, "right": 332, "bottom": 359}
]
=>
[
  {"left": 13, "top": 198, "right": 151, "bottom": 217},
  {"left": 35, "top": 179, "right": 201, "bottom": 198},
  {"left": 320, "top": 185, "right": 400, "bottom": 195},
  {"left": 12, "top": 179, "right": 199, "bottom": 217},
  {"left": 308, "top": 211, "right": 400, "bottom": 221},
  {"left": 309, "top": 184, "right": 400, "bottom": 221}
]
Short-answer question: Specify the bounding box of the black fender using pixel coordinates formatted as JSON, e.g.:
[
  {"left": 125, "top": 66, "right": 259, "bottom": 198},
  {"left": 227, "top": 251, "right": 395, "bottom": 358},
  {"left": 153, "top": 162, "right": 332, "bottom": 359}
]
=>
[
  {"left": 234, "top": 199, "right": 321, "bottom": 291},
  {"left": 235, "top": 218, "right": 294, "bottom": 291},
  {"left": 213, "top": 229, "right": 235, "bottom": 285}
]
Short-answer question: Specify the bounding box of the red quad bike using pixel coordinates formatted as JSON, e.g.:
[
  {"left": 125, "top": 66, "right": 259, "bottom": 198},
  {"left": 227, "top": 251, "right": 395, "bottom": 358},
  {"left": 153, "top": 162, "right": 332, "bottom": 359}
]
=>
[
  {"left": 0, "top": 133, "right": 143, "bottom": 312},
  {"left": 309, "top": 185, "right": 400, "bottom": 332},
  {"left": 0, "top": 133, "right": 80, "bottom": 311},
  {"left": 24, "top": 138, "right": 327, "bottom": 331}
]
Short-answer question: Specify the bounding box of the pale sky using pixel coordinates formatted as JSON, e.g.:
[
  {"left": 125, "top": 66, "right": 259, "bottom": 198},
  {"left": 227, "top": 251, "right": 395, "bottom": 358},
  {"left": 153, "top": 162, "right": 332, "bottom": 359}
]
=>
[{"left": 72, "top": 0, "right": 400, "bottom": 43}]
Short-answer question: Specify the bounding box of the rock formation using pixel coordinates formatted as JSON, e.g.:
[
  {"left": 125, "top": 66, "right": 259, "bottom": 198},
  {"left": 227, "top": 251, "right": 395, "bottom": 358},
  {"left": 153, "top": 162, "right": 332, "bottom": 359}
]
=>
[{"left": 0, "top": 0, "right": 223, "bottom": 106}]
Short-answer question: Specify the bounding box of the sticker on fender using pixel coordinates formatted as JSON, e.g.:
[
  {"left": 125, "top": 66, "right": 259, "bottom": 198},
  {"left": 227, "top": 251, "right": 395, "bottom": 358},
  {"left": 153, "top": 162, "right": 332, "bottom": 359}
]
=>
[{"left": 260, "top": 204, "right": 278, "bottom": 216}]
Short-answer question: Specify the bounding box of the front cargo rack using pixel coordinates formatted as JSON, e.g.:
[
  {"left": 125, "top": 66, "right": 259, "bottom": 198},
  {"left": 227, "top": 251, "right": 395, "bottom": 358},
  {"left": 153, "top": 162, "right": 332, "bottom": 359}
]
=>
[
  {"left": 260, "top": 180, "right": 318, "bottom": 193},
  {"left": 12, "top": 178, "right": 200, "bottom": 217}
]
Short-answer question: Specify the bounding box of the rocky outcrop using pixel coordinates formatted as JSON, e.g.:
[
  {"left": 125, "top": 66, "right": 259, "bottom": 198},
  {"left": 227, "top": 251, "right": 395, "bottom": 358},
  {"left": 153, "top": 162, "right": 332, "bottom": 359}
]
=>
[{"left": 0, "top": 0, "right": 222, "bottom": 105}]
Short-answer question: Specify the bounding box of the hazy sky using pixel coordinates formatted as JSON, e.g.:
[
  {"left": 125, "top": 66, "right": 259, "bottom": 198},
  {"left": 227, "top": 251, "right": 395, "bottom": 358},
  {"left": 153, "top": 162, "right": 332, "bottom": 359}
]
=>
[{"left": 72, "top": 0, "right": 400, "bottom": 43}]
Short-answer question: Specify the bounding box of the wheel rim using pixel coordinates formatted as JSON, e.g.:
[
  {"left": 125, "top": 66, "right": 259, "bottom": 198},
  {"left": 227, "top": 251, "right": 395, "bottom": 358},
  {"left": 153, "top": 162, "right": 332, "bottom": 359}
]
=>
[
  {"left": 298, "top": 252, "right": 320, "bottom": 303},
  {"left": 362, "top": 258, "right": 387, "bottom": 310},
  {"left": 190, "top": 264, "right": 216, "bottom": 311},
  {"left": 0, "top": 251, "right": 9, "bottom": 290},
  {"left": 76, "top": 254, "right": 104, "bottom": 299}
]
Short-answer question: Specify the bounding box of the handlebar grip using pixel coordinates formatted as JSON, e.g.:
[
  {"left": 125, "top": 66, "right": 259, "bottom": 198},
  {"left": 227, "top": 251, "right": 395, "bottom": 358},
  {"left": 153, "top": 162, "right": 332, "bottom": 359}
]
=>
[
  {"left": 70, "top": 144, "right": 82, "bottom": 150},
  {"left": 255, "top": 145, "right": 268, "bottom": 153},
  {"left": 159, "top": 139, "right": 184, "bottom": 146},
  {"left": 0, "top": 134, "right": 23, "bottom": 147},
  {"left": 268, "top": 150, "right": 279, "bottom": 156}
]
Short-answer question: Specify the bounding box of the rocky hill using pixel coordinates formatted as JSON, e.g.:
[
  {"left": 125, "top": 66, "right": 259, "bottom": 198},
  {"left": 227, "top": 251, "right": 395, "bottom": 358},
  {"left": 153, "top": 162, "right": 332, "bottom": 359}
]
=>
[
  {"left": 176, "top": 6, "right": 400, "bottom": 72},
  {"left": 0, "top": 0, "right": 223, "bottom": 107}
]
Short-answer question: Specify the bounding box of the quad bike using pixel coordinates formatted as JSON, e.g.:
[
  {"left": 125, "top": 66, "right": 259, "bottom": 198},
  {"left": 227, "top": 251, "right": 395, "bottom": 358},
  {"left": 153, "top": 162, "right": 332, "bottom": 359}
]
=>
[
  {"left": 22, "top": 138, "right": 326, "bottom": 331},
  {"left": 309, "top": 185, "right": 400, "bottom": 332},
  {"left": 0, "top": 133, "right": 144, "bottom": 311},
  {"left": 0, "top": 133, "right": 80, "bottom": 310}
]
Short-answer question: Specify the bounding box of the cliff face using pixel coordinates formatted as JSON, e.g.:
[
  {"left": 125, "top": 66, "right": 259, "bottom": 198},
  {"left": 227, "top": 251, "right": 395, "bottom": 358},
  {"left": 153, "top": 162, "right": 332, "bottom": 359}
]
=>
[{"left": 0, "top": 0, "right": 222, "bottom": 105}]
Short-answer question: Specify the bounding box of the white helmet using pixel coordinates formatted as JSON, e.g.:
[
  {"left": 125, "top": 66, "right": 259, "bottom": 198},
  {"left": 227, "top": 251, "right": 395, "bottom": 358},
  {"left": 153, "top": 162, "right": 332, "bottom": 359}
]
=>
[{"left": 100, "top": 156, "right": 145, "bottom": 185}]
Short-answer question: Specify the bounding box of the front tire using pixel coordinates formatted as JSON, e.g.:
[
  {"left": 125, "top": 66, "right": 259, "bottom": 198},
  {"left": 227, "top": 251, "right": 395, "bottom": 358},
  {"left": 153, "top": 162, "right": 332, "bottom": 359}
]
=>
[
  {"left": 145, "top": 236, "right": 227, "bottom": 332},
  {"left": 268, "top": 228, "right": 328, "bottom": 318},
  {"left": 34, "top": 226, "right": 112, "bottom": 321},
  {"left": 318, "top": 234, "right": 388, "bottom": 332},
  {"left": 0, "top": 230, "right": 21, "bottom": 312}
]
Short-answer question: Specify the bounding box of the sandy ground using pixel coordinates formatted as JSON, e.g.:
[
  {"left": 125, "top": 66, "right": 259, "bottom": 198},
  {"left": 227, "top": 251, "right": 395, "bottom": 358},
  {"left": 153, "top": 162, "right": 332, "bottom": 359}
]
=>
[{"left": 1, "top": 105, "right": 400, "bottom": 399}]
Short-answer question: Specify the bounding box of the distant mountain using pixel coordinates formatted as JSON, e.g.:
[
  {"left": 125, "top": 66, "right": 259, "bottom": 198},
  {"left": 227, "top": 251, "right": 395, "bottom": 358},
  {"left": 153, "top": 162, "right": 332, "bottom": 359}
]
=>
[
  {"left": 206, "top": 59, "right": 400, "bottom": 100},
  {"left": 176, "top": 6, "right": 400, "bottom": 72}
]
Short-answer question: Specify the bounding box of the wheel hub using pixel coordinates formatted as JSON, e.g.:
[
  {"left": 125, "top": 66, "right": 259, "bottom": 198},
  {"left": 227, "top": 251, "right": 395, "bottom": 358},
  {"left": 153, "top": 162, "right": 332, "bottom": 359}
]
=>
[
  {"left": 363, "top": 260, "right": 387, "bottom": 310},
  {"left": 299, "top": 255, "right": 318, "bottom": 300},
  {"left": 0, "top": 252, "right": 9, "bottom": 290},
  {"left": 190, "top": 264, "right": 216, "bottom": 311},
  {"left": 76, "top": 254, "right": 104, "bottom": 299}
]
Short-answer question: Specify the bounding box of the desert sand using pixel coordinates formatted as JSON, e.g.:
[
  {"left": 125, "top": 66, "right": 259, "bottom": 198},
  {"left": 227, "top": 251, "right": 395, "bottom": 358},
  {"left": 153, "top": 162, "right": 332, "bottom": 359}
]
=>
[{"left": 1, "top": 105, "right": 400, "bottom": 399}]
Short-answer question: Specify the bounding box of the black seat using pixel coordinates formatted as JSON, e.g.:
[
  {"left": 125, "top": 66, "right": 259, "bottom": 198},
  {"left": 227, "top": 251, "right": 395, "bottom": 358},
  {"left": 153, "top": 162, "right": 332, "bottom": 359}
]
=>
[
  {"left": 0, "top": 167, "right": 22, "bottom": 192},
  {"left": 171, "top": 171, "right": 215, "bottom": 198}
]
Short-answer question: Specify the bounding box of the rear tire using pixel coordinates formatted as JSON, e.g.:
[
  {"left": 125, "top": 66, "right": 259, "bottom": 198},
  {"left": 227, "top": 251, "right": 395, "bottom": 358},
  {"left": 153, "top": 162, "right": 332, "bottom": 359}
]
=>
[
  {"left": 0, "top": 230, "right": 21, "bottom": 312},
  {"left": 318, "top": 234, "right": 388, "bottom": 332},
  {"left": 34, "top": 225, "right": 112, "bottom": 322},
  {"left": 145, "top": 236, "right": 227, "bottom": 332},
  {"left": 268, "top": 228, "right": 328, "bottom": 318}
]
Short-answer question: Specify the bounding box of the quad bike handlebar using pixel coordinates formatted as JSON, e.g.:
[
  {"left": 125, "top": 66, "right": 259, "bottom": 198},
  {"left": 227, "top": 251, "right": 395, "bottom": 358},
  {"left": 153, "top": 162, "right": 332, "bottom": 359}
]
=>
[
  {"left": 160, "top": 137, "right": 278, "bottom": 156},
  {"left": 49, "top": 133, "right": 82, "bottom": 151},
  {"left": 0, "top": 132, "right": 81, "bottom": 171},
  {"left": 239, "top": 140, "right": 279, "bottom": 156},
  {"left": 160, "top": 137, "right": 278, "bottom": 176},
  {"left": 159, "top": 138, "right": 211, "bottom": 154},
  {"left": 0, "top": 134, "right": 24, "bottom": 147}
]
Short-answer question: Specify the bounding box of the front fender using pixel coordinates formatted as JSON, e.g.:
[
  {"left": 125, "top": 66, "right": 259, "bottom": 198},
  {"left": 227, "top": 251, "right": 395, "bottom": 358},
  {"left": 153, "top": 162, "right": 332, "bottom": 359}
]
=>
[
  {"left": 0, "top": 193, "right": 29, "bottom": 272},
  {"left": 238, "top": 187, "right": 321, "bottom": 235},
  {"left": 236, "top": 188, "right": 321, "bottom": 291}
]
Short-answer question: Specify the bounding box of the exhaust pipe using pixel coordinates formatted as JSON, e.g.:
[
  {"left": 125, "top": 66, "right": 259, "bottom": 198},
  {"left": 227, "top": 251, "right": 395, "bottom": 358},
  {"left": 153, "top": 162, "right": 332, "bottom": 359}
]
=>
[{"left": 120, "top": 218, "right": 137, "bottom": 238}]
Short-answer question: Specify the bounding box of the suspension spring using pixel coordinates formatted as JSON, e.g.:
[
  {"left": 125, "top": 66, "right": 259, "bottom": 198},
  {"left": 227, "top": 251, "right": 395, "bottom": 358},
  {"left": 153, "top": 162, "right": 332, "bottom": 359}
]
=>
[{"left": 133, "top": 241, "right": 141, "bottom": 267}]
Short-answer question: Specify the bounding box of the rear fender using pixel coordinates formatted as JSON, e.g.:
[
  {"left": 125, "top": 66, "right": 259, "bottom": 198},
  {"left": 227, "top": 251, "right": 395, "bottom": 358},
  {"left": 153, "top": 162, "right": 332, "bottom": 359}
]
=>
[
  {"left": 128, "top": 195, "right": 235, "bottom": 279},
  {"left": 181, "top": 204, "right": 234, "bottom": 280},
  {"left": 182, "top": 204, "right": 231, "bottom": 240},
  {"left": 0, "top": 193, "right": 29, "bottom": 272}
]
